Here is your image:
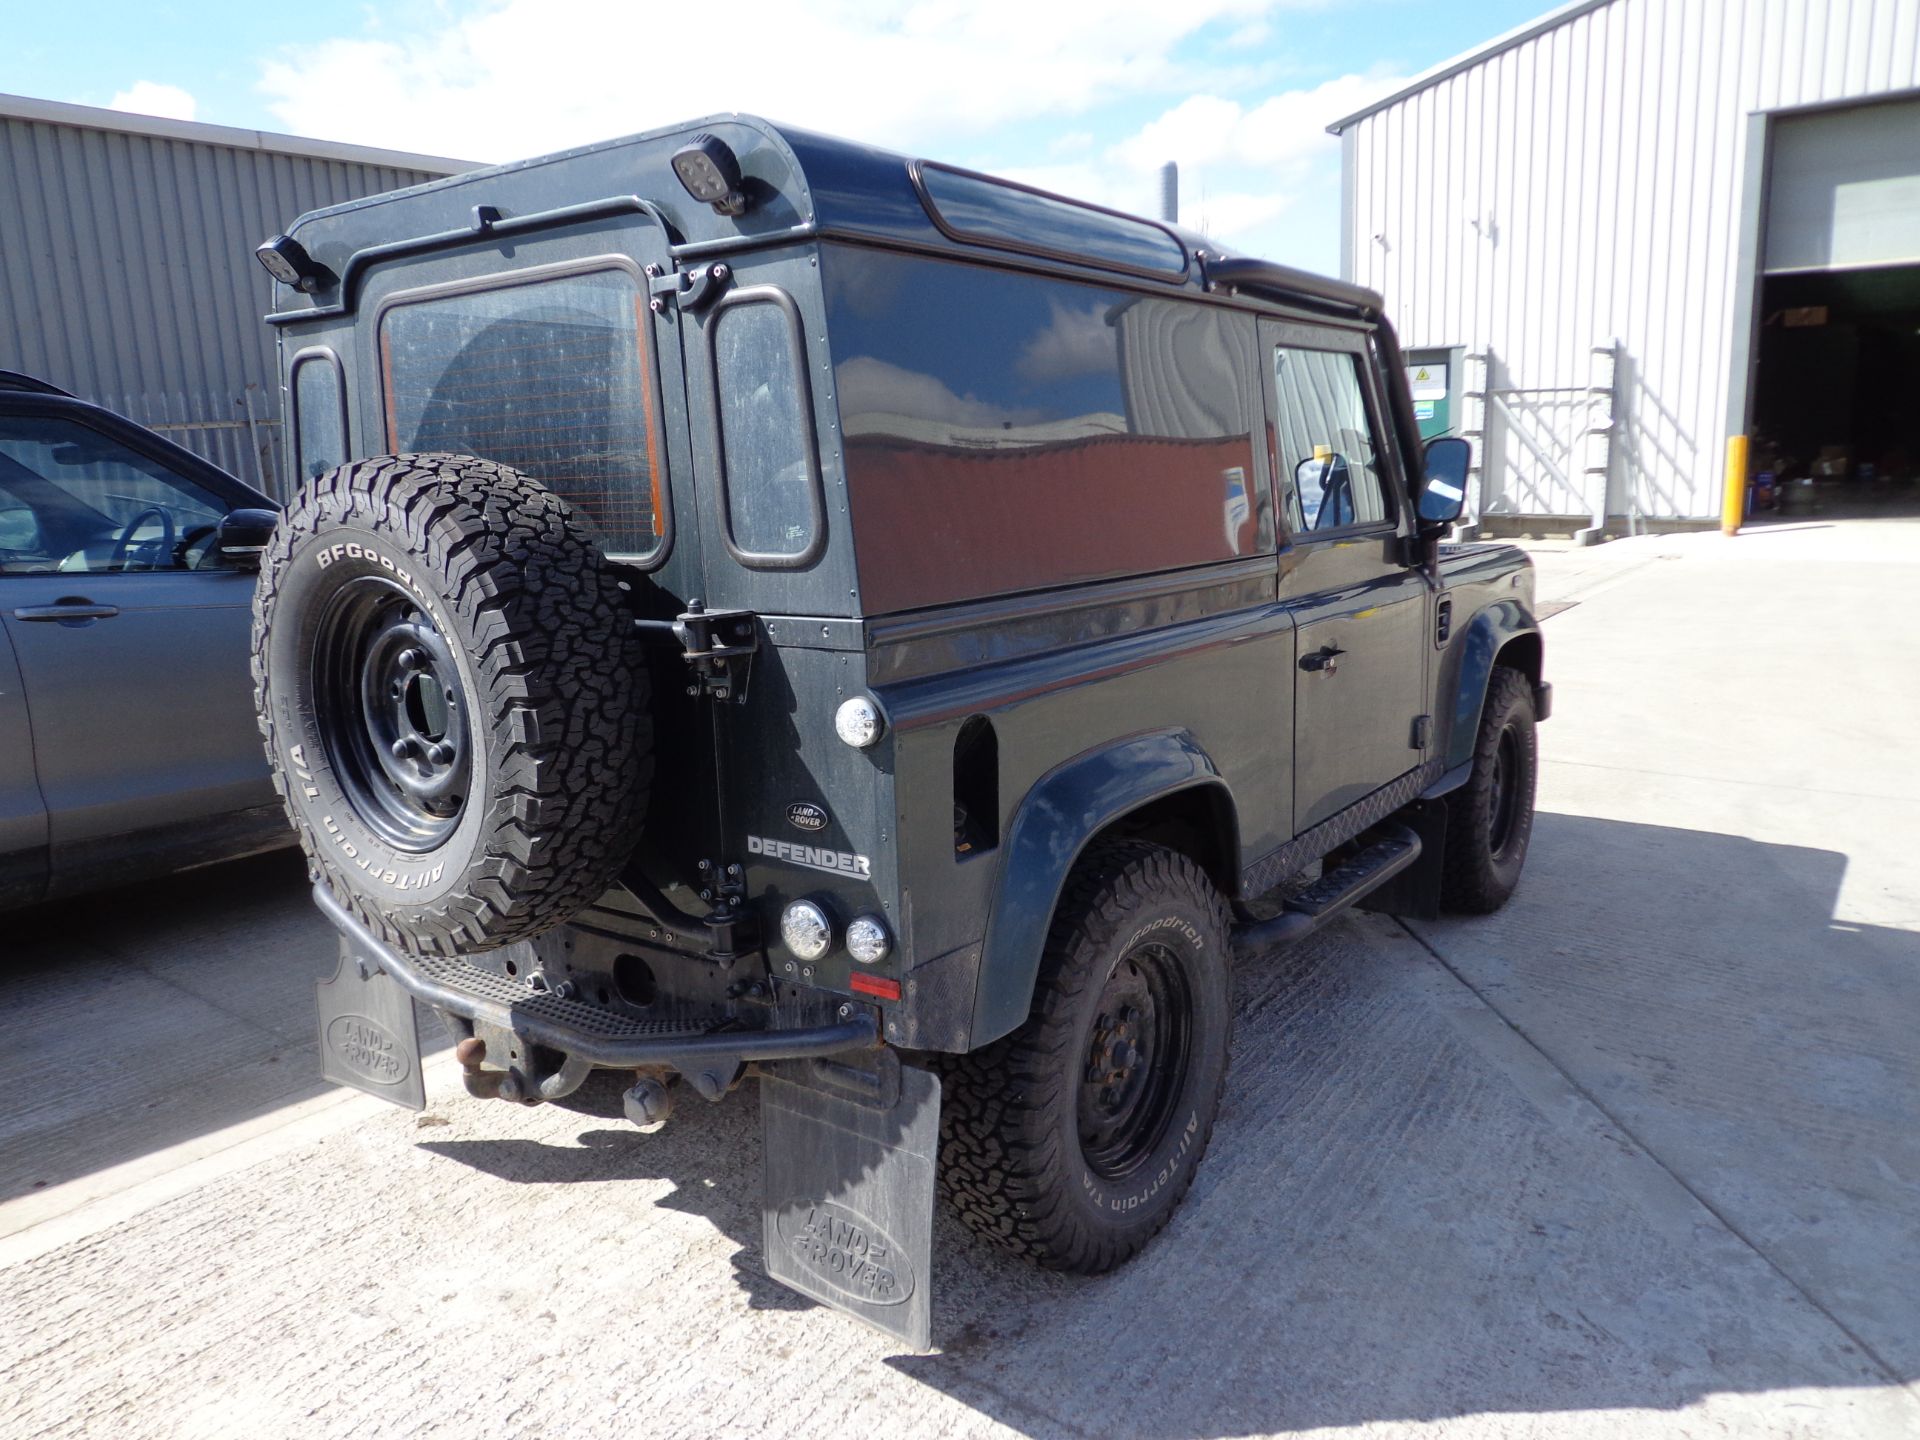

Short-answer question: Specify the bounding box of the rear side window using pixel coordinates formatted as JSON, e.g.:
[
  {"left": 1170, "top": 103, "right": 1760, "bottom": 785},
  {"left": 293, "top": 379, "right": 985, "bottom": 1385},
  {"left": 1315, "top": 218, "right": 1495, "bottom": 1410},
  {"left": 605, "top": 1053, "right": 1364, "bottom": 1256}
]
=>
[
  {"left": 1269, "top": 347, "right": 1389, "bottom": 534},
  {"left": 291, "top": 351, "right": 346, "bottom": 484},
  {"left": 824, "top": 248, "right": 1265, "bottom": 613},
  {"left": 379, "top": 266, "right": 664, "bottom": 557},
  {"left": 710, "top": 288, "right": 823, "bottom": 567}
]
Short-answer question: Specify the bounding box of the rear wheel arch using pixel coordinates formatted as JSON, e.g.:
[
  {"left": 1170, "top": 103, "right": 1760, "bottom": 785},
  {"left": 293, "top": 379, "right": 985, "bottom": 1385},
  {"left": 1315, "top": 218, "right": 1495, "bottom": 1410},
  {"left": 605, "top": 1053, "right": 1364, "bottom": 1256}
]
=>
[{"left": 971, "top": 733, "right": 1238, "bottom": 1048}]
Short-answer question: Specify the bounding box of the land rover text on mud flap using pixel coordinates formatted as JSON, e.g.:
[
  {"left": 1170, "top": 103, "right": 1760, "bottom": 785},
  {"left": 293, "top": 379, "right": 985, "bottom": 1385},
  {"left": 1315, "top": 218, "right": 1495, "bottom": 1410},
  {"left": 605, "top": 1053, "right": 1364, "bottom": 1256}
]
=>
[{"left": 252, "top": 116, "right": 1550, "bottom": 1351}]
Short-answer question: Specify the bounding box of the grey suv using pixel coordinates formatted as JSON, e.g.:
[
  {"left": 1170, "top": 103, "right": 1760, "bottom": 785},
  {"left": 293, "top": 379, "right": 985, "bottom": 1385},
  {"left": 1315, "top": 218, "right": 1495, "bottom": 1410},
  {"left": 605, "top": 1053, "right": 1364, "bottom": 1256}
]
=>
[{"left": 0, "top": 373, "right": 283, "bottom": 908}]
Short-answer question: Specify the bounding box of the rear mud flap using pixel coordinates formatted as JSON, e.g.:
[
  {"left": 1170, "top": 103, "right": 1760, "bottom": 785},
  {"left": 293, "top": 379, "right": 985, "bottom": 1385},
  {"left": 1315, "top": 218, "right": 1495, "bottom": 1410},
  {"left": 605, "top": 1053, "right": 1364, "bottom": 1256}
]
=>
[
  {"left": 760, "top": 1051, "right": 940, "bottom": 1351},
  {"left": 316, "top": 935, "right": 426, "bottom": 1112}
]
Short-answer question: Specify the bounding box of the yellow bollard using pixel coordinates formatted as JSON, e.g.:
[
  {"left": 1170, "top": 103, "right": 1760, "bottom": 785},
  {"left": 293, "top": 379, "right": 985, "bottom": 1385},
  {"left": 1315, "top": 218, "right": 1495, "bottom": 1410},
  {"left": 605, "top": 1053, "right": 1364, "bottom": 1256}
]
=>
[{"left": 1722, "top": 435, "right": 1748, "bottom": 536}]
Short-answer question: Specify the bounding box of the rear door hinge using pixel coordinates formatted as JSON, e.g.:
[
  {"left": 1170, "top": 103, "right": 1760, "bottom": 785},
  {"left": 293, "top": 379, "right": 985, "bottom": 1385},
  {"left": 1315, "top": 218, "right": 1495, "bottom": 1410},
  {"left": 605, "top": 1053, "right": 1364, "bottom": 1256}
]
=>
[
  {"left": 646, "top": 261, "right": 731, "bottom": 314},
  {"left": 1411, "top": 714, "right": 1432, "bottom": 750}
]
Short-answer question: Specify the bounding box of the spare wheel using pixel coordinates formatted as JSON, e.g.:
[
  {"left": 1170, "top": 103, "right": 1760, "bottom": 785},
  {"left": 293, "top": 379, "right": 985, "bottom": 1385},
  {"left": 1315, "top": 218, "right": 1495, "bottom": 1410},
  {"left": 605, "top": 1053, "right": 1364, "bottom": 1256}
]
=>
[{"left": 251, "top": 453, "right": 653, "bottom": 955}]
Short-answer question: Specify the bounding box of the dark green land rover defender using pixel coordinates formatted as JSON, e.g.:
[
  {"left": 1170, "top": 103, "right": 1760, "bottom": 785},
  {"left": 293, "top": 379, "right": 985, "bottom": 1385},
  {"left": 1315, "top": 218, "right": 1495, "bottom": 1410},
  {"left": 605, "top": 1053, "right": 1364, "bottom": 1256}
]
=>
[{"left": 251, "top": 115, "right": 1549, "bottom": 1349}]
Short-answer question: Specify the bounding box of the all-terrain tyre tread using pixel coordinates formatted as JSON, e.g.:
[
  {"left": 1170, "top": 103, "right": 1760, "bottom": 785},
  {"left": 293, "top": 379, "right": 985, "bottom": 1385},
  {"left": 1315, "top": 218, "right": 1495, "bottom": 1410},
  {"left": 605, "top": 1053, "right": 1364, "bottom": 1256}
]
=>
[
  {"left": 251, "top": 453, "right": 652, "bottom": 955},
  {"left": 938, "top": 841, "right": 1231, "bottom": 1274}
]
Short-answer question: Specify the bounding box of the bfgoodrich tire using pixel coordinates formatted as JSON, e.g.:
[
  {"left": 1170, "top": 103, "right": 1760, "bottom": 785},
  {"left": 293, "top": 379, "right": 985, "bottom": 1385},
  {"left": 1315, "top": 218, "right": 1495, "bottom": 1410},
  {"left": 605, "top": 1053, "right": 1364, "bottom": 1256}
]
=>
[
  {"left": 1440, "top": 663, "right": 1537, "bottom": 914},
  {"left": 940, "top": 842, "right": 1232, "bottom": 1274},
  {"left": 252, "top": 453, "right": 652, "bottom": 956}
]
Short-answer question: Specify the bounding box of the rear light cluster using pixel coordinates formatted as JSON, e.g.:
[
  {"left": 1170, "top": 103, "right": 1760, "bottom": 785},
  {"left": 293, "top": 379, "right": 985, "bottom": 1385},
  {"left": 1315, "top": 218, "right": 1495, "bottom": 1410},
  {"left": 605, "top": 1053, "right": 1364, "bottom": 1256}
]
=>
[{"left": 777, "top": 901, "right": 894, "bottom": 988}]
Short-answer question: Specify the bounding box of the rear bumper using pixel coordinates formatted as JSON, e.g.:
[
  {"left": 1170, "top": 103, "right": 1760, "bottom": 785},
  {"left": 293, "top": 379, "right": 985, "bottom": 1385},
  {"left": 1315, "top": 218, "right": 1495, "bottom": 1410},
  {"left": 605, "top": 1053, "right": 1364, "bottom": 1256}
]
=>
[
  {"left": 1534, "top": 681, "right": 1553, "bottom": 722},
  {"left": 313, "top": 885, "right": 878, "bottom": 1068}
]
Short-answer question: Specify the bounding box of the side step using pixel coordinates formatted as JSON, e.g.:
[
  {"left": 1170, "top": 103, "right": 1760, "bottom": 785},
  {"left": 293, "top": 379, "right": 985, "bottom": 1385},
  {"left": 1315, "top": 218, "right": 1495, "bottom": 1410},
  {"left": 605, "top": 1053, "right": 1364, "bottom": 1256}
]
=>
[{"left": 1233, "top": 823, "right": 1422, "bottom": 956}]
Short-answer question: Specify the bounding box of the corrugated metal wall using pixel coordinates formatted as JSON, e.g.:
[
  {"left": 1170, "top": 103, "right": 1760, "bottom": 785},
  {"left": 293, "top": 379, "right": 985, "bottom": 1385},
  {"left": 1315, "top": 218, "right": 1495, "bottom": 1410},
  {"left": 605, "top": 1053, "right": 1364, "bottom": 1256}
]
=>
[
  {"left": 0, "top": 104, "right": 458, "bottom": 496},
  {"left": 1342, "top": 0, "right": 1920, "bottom": 522}
]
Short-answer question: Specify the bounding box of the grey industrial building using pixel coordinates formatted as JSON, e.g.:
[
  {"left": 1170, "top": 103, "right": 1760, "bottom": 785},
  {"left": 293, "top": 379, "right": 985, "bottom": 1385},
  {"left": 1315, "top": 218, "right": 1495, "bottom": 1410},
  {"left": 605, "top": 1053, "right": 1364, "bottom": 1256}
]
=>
[
  {"left": 1333, "top": 0, "right": 1920, "bottom": 535},
  {"left": 0, "top": 93, "right": 467, "bottom": 496}
]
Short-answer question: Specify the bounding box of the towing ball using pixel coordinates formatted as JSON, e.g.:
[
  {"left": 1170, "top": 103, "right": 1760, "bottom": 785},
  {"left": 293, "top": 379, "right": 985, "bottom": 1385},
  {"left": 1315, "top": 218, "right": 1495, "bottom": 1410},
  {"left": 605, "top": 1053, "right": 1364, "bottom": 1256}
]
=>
[{"left": 623, "top": 1076, "right": 673, "bottom": 1131}]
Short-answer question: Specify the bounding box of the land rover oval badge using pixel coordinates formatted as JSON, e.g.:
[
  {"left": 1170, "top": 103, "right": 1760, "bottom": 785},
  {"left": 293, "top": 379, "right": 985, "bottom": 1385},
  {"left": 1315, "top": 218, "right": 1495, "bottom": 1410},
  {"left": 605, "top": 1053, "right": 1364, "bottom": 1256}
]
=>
[
  {"left": 787, "top": 801, "right": 829, "bottom": 833},
  {"left": 774, "top": 1201, "right": 915, "bottom": 1306},
  {"left": 324, "top": 1013, "right": 411, "bottom": 1087}
]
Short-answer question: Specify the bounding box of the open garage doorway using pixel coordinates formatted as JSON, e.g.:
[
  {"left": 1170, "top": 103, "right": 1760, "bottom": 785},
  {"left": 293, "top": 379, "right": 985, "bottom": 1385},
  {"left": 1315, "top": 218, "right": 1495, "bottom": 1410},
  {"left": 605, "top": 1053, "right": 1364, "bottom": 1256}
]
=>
[
  {"left": 1745, "top": 94, "right": 1920, "bottom": 522},
  {"left": 1752, "top": 265, "right": 1920, "bottom": 519}
]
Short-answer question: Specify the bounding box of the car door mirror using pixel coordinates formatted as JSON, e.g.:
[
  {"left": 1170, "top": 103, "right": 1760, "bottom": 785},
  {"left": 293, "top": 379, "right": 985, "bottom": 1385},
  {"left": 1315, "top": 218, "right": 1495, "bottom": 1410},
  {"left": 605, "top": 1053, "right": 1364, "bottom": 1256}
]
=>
[
  {"left": 217, "top": 508, "right": 278, "bottom": 569},
  {"left": 1417, "top": 436, "right": 1471, "bottom": 527}
]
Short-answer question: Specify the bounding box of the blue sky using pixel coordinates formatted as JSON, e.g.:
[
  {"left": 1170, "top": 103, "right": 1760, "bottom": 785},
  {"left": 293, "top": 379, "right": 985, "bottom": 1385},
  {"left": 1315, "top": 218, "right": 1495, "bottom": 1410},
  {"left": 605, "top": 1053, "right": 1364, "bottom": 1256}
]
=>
[{"left": 3, "top": 1, "right": 1549, "bottom": 275}]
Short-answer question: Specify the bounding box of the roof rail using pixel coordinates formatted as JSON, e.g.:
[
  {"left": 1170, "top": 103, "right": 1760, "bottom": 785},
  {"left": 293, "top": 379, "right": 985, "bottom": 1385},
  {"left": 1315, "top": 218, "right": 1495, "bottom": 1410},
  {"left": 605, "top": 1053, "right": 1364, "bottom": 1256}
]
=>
[{"left": 1202, "top": 257, "right": 1384, "bottom": 318}]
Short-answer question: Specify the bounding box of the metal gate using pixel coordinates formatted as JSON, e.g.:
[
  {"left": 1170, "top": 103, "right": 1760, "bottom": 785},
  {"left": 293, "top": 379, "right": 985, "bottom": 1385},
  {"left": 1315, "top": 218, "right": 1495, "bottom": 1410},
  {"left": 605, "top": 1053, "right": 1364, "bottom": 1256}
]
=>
[{"left": 1465, "top": 343, "right": 1617, "bottom": 543}]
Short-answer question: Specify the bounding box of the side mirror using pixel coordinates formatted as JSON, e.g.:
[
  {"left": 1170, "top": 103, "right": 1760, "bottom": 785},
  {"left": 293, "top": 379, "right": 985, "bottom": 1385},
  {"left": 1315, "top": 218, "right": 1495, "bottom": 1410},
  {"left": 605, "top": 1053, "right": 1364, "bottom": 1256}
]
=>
[
  {"left": 1417, "top": 436, "right": 1471, "bottom": 527},
  {"left": 218, "top": 507, "right": 278, "bottom": 570}
]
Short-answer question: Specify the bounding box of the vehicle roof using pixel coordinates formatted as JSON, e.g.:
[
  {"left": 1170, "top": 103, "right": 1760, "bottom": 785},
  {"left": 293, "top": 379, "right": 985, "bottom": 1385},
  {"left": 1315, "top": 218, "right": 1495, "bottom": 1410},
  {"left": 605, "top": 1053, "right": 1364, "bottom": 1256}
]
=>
[
  {"left": 0, "top": 370, "right": 74, "bottom": 397},
  {"left": 268, "top": 114, "right": 1383, "bottom": 326}
]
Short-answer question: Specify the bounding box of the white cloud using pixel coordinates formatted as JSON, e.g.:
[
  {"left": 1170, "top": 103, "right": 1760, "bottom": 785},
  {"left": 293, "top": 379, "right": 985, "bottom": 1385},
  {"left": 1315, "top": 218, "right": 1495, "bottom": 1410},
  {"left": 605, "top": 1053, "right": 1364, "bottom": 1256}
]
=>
[
  {"left": 257, "top": 0, "right": 1282, "bottom": 162},
  {"left": 1016, "top": 299, "right": 1118, "bottom": 383},
  {"left": 107, "top": 81, "right": 198, "bottom": 122},
  {"left": 835, "top": 356, "right": 1036, "bottom": 430},
  {"left": 250, "top": 1, "right": 1400, "bottom": 276},
  {"left": 1005, "top": 68, "right": 1405, "bottom": 275}
]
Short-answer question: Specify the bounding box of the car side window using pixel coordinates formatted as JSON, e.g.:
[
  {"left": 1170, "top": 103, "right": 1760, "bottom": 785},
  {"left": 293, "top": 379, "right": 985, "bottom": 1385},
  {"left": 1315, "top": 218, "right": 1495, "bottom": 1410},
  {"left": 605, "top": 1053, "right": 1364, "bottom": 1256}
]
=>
[
  {"left": 0, "top": 414, "right": 231, "bottom": 575},
  {"left": 1270, "top": 346, "right": 1390, "bottom": 535}
]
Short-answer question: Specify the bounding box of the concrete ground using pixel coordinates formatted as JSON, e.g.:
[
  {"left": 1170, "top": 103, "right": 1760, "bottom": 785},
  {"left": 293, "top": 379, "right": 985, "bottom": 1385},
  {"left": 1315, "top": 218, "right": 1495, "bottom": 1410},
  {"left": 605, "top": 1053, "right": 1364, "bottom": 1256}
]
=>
[{"left": 2, "top": 518, "right": 1917, "bottom": 1439}]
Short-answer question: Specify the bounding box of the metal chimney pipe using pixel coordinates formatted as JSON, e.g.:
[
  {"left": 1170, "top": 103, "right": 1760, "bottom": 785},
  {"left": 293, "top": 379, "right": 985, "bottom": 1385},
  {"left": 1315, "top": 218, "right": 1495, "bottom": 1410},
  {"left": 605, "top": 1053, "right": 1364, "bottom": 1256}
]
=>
[{"left": 1159, "top": 162, "right": 1178, "bottom": 223}]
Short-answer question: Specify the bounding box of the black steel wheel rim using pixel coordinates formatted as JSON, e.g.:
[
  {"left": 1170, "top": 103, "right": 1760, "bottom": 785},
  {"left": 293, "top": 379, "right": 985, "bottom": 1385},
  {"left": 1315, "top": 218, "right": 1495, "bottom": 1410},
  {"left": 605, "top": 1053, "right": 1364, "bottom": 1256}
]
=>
[
  {"left": 312, "top": 575, "right": 471, "bottom": 852},
  {"left": 1078, "top": 941, "right": 1194, "bottom": 1181},
  {"left": 1488, "top": 723, "right": 1521, "bottom": 858}
]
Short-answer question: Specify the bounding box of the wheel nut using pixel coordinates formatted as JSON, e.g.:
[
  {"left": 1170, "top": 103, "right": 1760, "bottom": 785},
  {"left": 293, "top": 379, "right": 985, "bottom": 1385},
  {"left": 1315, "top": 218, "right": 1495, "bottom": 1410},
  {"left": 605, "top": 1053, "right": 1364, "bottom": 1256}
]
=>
[
  {"left": 427, "top": 742, "right": 455, "bottom": 765},
  {"left": 390, "top": 737, "right": 415, "bottom": 759},
  {"left": 397, "top": 648, "right": 424, "bottom": 672}
]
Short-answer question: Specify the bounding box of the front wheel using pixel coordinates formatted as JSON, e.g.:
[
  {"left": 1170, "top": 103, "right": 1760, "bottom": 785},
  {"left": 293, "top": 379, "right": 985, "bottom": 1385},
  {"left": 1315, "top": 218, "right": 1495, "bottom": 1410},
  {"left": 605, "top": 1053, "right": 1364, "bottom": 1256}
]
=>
[
  {"left": 940, "top": 842, "right": 1233, "bottom": 1274},
  {"left": 1440, "top": 664, "right": 1538, "bottom": 913}
]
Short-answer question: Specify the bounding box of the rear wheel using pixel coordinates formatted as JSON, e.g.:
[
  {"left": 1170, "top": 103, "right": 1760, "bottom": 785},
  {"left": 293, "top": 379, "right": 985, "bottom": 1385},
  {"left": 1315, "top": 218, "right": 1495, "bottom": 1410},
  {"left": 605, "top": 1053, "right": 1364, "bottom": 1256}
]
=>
[
  {"left": 940, "top": 842, "right": 1232, "bottom": 1274},
  {"left": 252, "top": 453, "right": 652, "bottom": 955},
  {"left": 1441, "top": 664, "right": 1537, "bottom": 913}
]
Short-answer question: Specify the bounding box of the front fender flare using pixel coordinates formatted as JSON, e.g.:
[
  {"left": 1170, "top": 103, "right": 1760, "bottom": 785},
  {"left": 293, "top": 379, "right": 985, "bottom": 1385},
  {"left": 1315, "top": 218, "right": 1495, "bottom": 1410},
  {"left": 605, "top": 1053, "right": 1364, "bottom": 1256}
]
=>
[
  {"left": 1444, "top": 600, "right": 1541, "bottom": 772},
  {"left": 972, "top": 730, "right": 1231, "bottom": 1048}
]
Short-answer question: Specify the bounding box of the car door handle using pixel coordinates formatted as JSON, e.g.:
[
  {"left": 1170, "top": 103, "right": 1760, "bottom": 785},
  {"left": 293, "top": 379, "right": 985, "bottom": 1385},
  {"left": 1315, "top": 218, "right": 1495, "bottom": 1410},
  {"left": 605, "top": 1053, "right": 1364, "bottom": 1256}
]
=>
[
  {"left": 13, "top": 603, "right": 121, "bottom": 622},
  {"left": 1299, "top": 644, "right": 1345, "bottom": 673}
]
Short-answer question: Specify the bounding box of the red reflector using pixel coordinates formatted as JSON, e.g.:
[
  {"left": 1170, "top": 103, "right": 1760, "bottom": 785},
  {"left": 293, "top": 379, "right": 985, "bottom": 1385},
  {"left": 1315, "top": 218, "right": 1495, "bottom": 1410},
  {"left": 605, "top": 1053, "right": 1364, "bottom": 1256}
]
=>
[{"left": 849, "top": 972, "right": 900, "bottom": 1001}]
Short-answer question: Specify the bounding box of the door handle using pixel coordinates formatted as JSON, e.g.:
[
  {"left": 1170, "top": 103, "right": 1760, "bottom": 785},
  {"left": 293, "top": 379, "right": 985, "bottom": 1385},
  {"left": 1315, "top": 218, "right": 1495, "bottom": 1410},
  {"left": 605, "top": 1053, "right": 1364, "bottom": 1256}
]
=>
[
  {"left": 13, "top": 603, "right": 121, "bottom": 622},
  {"left": 1299, "top": 644, "right": 1345, "bottom": 673}
]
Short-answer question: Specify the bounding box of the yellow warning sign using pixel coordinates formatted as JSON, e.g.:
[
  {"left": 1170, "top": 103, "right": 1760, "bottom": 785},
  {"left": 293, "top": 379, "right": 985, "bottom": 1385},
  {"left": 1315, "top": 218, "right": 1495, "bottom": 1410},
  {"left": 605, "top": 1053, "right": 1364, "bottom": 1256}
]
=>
[{"left": 1405, "top": 363, "right": 1447, "bottom": 401}]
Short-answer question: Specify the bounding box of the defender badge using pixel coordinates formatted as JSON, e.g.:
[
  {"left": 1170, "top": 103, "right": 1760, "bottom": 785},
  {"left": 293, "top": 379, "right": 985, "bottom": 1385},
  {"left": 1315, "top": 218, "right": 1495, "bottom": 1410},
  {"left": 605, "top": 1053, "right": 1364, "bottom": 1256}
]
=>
[{"left": 787, "top": 801, "right": 829, "bottom": 833}]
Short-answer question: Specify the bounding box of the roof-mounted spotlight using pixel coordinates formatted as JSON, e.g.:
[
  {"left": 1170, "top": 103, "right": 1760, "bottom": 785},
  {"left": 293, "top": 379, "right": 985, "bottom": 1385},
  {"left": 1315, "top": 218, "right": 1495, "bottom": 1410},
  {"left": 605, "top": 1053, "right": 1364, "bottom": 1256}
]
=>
[
  {"left": 254, "top": 234, "right": 334, "bottom": 294},
  {"left": 671, "top": 134, "right": 750, "bottom": 218}
]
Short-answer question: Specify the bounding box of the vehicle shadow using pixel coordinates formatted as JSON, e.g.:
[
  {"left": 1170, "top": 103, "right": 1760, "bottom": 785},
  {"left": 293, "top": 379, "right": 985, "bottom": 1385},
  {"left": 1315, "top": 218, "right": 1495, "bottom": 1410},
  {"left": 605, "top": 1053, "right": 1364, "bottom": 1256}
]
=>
[
  {"left": 418, "top": 810, "right": 1920, "bottom": 1436},
  {"left": 0, "top": 850, "right": 436, "bottom": 1205}
]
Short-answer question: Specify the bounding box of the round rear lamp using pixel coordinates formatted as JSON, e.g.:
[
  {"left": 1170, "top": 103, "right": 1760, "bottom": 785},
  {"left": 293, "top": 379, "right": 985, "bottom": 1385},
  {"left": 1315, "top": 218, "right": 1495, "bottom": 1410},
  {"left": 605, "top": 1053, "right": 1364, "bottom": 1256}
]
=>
[
  {"left": 846, "top": 914, "right": 892, "bottom": 966},
  {"left": 835, "top": 696, "right": 885, "bottom": 749},
  {"left": 779, "top": 899, "right": 833, "bottom": 961}
]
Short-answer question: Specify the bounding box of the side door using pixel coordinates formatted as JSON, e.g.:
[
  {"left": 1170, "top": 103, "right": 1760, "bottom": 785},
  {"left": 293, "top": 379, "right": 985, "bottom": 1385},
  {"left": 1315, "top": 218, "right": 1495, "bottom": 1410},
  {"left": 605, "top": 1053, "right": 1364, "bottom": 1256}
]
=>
[
  {"left": 0, "top": 402, "right": 273, "bottom": 880},
  {"left": 0, "top": 616, "right": 47, "bottom": 906},
  {"left": 1258, "top": 319, "right": 1431, "bottom": 833}
]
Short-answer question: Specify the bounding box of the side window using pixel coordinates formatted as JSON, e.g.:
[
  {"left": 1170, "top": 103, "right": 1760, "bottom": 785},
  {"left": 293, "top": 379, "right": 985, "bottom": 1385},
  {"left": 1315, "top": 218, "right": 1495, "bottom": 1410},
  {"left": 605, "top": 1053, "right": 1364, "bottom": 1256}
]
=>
[
  {"left": 710, "top": 289, "right": 823, "bottom": 566},
  {"left": 1270, "top": 346, "right": 1390, "bottom": 534},
  {"left": 380, "top": 265, "right": 665, "bottom": 559},
  {"left": 823, "top": 247, "right": 1265, "bottom": 613},
  {"left": 0, "top": 414, "right": 231, "bottom": 575},
  {"left": 292, "top": 351, "right": 347, "bottom": 485}
]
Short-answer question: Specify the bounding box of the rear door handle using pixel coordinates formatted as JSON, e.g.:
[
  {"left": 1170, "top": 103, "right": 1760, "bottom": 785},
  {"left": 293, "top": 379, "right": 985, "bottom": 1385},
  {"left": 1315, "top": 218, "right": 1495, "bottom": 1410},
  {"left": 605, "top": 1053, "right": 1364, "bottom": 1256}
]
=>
[
  {"left": 13, "top": 603, "right": 121, "bottom": 622},
  {"left": 1299, "top": 644, "right": 1345, "bottom": 673}
]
